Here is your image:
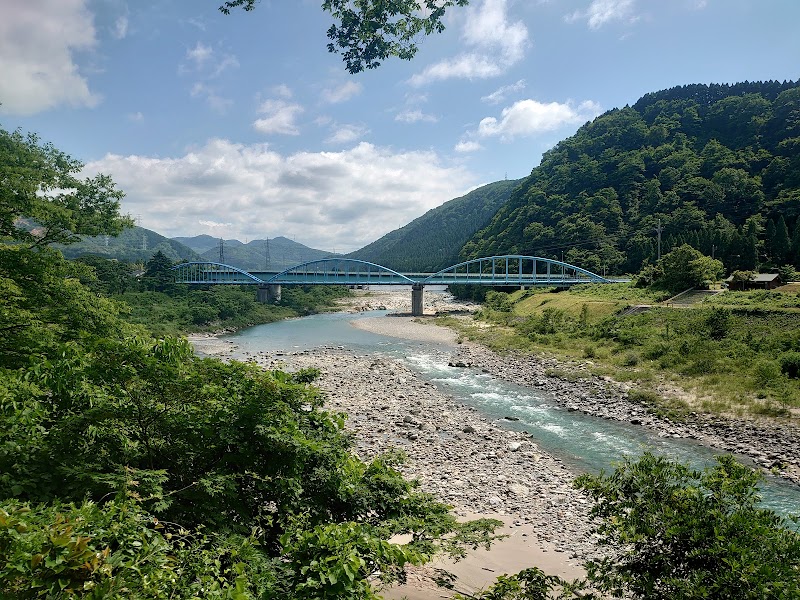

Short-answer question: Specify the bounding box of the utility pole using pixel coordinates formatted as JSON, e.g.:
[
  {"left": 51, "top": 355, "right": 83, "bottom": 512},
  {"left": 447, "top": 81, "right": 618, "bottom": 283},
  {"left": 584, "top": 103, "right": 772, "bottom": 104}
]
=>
[
  {"left": 264, "top": 239, "right": 270, "bottom": 270},
  {"left": 711, "top": 244, "right": 716, "bottom": 260},
  {"left": 219, "top": 238, "right": 224, "bottom": 263},
  {"left": 654, "top": 218, "right": 663, "bottom": 261}
]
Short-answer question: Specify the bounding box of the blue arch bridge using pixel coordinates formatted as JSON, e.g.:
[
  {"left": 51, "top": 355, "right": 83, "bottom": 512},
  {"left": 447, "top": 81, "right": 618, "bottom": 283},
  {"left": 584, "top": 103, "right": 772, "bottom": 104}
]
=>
[{"left": 172, "top": 255, "right": 620, "bottom": 317}]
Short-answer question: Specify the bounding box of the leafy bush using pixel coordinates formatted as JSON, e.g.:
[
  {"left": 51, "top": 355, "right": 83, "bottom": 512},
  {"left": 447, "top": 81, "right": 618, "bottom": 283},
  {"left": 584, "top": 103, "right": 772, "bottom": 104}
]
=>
[
  {"left": 453, "top": 567, "right": 585, "bottom": 599},
  {"left": 779, "top": 351, "right": 800, "bottom": 378},
  {"left": 576, "top": 453, "right": 800, "bottom": 599},
  {"left": 704, "top": 306, "right": 731, "bottom": 339},
  {"left": 752, "top": 359, "right": 781, "bottom": 387},
  {"left": 485, "top": 290, "right": 514, "bottom": 312},
  {"left": 622, "top": 352, "right": 640, "bottom": 367}
]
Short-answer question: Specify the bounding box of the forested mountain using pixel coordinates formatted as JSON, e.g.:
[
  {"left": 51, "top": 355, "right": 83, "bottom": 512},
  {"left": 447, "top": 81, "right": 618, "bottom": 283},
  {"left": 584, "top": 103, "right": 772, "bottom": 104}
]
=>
[
  {"left": 59, "top": 226, "right": 199, "bottom": 264},
  {"left": 462, "top": 80, "right": 800, "bottom": 275},
  {"left": 171, "top": 234, "right": 223, "bottom": 254},
  {"left": 348, "top": 179, "right": 520, "bottom": 272},
  {"left": 173, "top": 235, "right": 339, "bottom": 271}
]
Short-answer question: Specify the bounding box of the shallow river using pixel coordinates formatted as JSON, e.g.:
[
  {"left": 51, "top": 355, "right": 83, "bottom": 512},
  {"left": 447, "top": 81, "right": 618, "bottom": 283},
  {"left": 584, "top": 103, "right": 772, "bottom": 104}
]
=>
[{"left": 225, "top": 310, "right": 800, "bottom": 516}]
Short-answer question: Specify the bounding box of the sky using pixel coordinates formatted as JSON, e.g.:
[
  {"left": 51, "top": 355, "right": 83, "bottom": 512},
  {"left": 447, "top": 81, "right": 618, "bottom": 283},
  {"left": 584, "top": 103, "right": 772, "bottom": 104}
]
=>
[{"left": 2, "top": 0, "right": 799, "bottom": 253}]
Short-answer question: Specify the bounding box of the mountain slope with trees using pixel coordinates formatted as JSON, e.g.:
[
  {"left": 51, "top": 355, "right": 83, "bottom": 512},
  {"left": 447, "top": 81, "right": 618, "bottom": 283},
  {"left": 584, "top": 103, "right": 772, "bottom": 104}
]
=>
[
  {"left": 59, "top": 225, "right": 199, "bottom": 264},
  {"left": 173, "top": 235, "right": 338, "bottom": 271},
  {"left": 462, "top": 80, "right": 800, "bottom": 275},
  {"left": 348, "top": 179, "right": 520, "bottom": 272}
]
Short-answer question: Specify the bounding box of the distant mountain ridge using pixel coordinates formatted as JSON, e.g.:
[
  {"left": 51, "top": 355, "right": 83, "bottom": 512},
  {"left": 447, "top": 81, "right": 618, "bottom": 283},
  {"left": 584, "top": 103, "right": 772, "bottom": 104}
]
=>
[
  {"left": 172, "top": 235, "right": 338, "bottom": 271},
  {"left": 347, "top": 179, "right": 521, "bottom": 272},
  {"left": 60, "top": 226, "right": 199, "bottom": 264}
]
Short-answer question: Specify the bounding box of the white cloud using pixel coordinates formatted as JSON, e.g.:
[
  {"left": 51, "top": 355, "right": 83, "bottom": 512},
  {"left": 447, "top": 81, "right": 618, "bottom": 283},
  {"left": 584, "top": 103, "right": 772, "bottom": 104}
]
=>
[
  {"left": 191, "top": 82, "right": 233, "bottom": 113},
  {"left": 0, "top": 0, "right": 99, "bottom": 115},
  {"left": 186, "top": 42, "right": 213, "bottom": 67},
  {"left": 476, "top": 99, "right": 602, "bottom": 140},
  {"left": 183, "top": 42, "right": 238, "bottom": 77},
  {"left": 113, "top": 15, "right": 129, "bottom": 40},
  {"left": 127, "top": 111, "right": 144, "bottom": 122},
  {"left": 322, "top": 81, "right": 362, "bottom": 103},
  {"left": 186, "top": 17, "right": 207, "bottom": 31},
  {"left": 253, "top": 99, "right": 304, "bottom": 135},
  {"left": 84, "top": 140, "right": 475, "bottom": 252},
  {"left": 454, "top": 140, "right": 483, "bottom": 153},
  {"left": 482, "top": 79, "right": 526, "bottom": 104},
  {"left": 211, "top": 54, "right": 239, "bottom": 77},
  {"left": 410, "top": 0, "right": 529, "bottom": 85},
  {"left": 395, "top": 109, "right": 438, "bottom": 124},
  {"left": 566, "top": 0, "right": 639, "bottom": 29},
  {"left": 326, "top": 124, "right": 369, "bottom": 145},
  {"left": 199, "top": 220, "right": 232, "bottom": 228},
  {"left": 273, "top": 83, "right": 293, "bottom": 99}
]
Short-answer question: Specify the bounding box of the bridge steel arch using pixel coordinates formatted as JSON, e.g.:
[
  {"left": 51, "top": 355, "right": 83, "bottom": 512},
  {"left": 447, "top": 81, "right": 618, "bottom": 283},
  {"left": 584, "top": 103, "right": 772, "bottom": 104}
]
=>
[
  {"left": 171, "top": 256, "right": 613, "bottom": 316},
  {"left": 265, "top": 258, "right": 416, "bottom": 285},
  {"left": 421, "top": 255, "right": 611, "bottom": 286},
  {"left": 171, "top": 261, "right": 265, "bottom": 284}
]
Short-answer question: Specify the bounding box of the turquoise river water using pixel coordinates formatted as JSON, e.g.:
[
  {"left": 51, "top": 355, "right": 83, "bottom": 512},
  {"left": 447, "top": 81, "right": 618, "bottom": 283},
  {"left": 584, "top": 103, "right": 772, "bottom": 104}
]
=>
[{"left": 224, "top": 309, "right": 800, "bottom": 517}]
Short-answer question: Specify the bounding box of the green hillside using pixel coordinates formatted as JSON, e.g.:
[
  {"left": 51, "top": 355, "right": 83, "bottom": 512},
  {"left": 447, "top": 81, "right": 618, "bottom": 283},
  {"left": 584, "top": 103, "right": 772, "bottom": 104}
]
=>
[
  {"left": 173, "top": 235, "right": 339, "bottom": 271},
  {"left": 463, "top": 80, "right": 800, "bottom": 275},
  {"left": 348, "top": 179, "right": 520, "bottom": 272},
  {"left": 171, "top": 234, "right": 224, "bottom": 254},
  {"left": 59, "top": 226, "right": 199, "bottom": 263}
]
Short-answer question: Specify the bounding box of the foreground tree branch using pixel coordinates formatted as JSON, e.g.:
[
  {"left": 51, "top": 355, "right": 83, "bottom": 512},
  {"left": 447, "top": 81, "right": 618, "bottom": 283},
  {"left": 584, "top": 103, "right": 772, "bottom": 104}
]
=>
[{"left": 219, "top": 0, "right": 469, "bottom": 73}]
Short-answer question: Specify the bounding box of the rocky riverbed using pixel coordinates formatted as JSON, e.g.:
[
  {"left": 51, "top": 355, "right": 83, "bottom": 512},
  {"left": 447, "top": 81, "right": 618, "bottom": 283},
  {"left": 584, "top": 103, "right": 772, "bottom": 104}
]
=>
[{"left": 255, "top": 345, "right": 595, "bottom": 597}]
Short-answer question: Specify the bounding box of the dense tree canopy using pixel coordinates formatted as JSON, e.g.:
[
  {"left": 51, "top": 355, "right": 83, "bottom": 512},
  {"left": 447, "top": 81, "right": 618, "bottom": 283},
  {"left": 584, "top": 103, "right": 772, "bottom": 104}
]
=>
[
  {"left": 463, "top": 80, "right": 800, "bottom": 275},
  {"left": 219, "top": 0, "right": 470, "bottom": 73}
]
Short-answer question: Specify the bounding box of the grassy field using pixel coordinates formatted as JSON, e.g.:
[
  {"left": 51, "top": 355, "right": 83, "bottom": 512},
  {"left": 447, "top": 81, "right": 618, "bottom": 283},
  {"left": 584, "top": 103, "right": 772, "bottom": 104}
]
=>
[{"left": 443, "top": 284, "right": 800, "bottom": 419}]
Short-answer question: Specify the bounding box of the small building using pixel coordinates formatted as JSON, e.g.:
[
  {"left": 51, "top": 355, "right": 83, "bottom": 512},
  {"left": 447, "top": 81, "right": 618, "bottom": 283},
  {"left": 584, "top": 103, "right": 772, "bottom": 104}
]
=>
[{"left": 725, "top": 273, "right": 782, "bottom": 290}]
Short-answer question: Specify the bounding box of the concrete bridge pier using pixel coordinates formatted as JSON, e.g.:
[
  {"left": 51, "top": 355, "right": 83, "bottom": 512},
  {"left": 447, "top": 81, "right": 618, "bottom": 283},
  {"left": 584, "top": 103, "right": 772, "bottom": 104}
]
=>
[
  {"left": 411, "top": 283, "right": 424, "bottom": 316},
  {"left": 257, "top": 284, "right": 282, "bottom": 304}
]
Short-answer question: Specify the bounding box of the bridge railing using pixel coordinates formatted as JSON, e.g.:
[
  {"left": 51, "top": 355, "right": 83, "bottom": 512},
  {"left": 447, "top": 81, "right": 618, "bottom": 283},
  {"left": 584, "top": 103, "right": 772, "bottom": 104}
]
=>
[
  {"left": 420, "top": 255, "right": 611, "bottom": 285},
  {"left": 171, "top": 262, "right": 265, "bottom": 284},
  {"left": 265, "top": 258, "right": 416, "bottom": 285}
]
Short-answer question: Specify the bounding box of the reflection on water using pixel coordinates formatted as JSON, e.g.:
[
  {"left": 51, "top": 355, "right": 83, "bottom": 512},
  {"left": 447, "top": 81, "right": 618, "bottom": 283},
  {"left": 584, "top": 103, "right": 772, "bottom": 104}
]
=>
[{"left": 225, "top": 311, "right": 800, "bottom": 516}]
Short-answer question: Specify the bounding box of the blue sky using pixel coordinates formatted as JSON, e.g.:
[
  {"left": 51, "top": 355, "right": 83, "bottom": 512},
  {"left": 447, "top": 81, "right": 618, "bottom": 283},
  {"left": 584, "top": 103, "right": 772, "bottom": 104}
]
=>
[{"left": 2, "top": 0, "right": 799, "bottom": 252}]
